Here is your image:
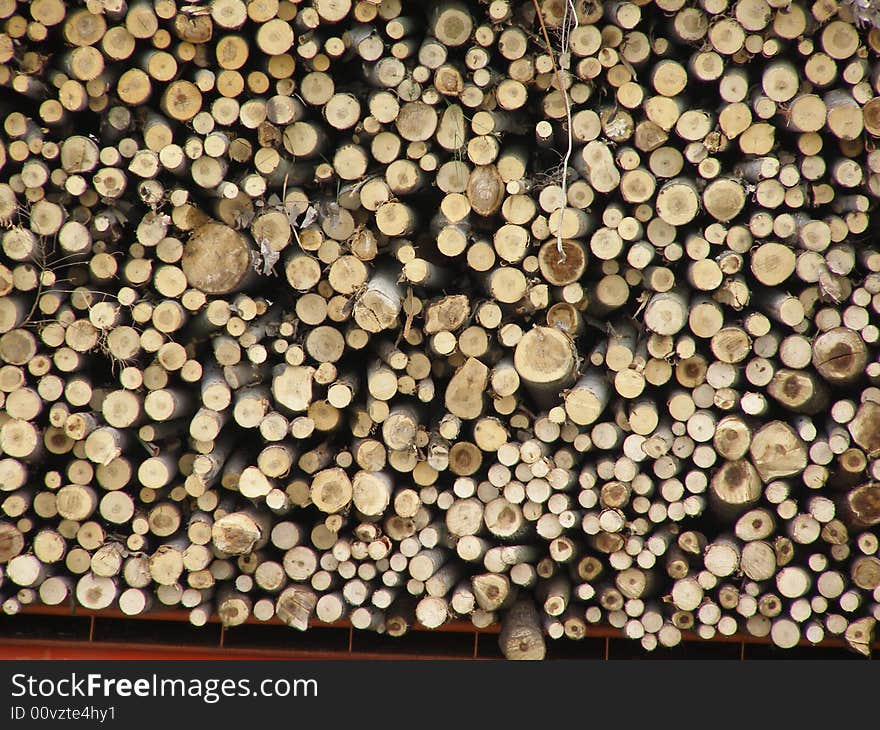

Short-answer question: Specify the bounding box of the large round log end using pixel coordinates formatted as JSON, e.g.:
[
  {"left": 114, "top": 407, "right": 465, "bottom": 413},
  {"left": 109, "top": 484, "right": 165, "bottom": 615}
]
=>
[{"left": 182, "top": 222, "right": 253, "bottom": 295}]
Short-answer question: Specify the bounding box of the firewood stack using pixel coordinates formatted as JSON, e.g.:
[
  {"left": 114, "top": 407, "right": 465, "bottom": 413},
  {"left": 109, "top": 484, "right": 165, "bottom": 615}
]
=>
[{"left": 1, "top": 0, "right": 880, "bottom": 659}]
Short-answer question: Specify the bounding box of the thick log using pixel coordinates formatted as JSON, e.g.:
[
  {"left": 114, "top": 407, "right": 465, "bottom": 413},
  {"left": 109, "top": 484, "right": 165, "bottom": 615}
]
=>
[
  {"left": 514, "top": 327, "right": 578, "bottom": 407},
  {"left": 749, "top": 421, "right": 808, "bottom": 483},
  {"left": 499, "top": 599, "right": 546, "bottom": 660},
  {"left": 182, "top": 222, "right": 255, "bottom": 295}
]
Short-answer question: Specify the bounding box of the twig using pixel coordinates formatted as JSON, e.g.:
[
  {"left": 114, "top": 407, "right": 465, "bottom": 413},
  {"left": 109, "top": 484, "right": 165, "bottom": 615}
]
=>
[{"left": 530, "top": 0, "right": 578, "bottom": 261}]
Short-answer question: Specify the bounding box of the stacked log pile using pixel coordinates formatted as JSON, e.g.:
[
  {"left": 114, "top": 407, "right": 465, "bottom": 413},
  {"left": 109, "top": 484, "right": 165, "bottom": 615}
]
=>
[{"left": 1, "top": 0, "right": 880, "bottom": 659}]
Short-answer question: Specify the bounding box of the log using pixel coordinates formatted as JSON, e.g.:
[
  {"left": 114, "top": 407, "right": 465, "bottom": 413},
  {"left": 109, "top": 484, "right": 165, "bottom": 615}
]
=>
[
  {"left": 767, "top": 369, "right": 829, "bottom": 416},
  {"left": 499, "top": 599, "right": 546, "bottom": 660},
  {"left": 514, "top": 327, "right": 578, "bottom": 407},
  {"left": 445, "top": 358, "right": 489, "bottom": 420},
  {"left": 812, "top": 327, "right": 868, "bottom": 384},
  {"left": 749, "top": 421, "right": 808, "bottom": 483},
  {"left": 182, "top": 222, "right": 255, "bottom": 295},
  {"left": 212, "top": 512, "right": 269, "bottom": 556},
  {"left": 841, "top": 483, "right": 880, "bottom": 529},
  {"left": 710, "top": 460, "right": 762, "bottom": 517}
]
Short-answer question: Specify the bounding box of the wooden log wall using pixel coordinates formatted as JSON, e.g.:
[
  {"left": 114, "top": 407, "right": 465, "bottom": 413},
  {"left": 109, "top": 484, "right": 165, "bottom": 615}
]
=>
[{"left": 2, "top": 0, "right": 880, "bottom": 658}]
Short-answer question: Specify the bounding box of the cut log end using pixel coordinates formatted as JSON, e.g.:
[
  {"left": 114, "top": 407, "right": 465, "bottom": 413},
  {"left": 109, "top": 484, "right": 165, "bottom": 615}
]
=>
[{"left": 182, "top": 222, "right": 253, "bottom": 295}]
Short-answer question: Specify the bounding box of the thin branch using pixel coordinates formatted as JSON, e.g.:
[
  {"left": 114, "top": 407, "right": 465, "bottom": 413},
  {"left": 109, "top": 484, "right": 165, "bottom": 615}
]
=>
[{"left": 530, "top": 0, "right": 578, "bottom": 261}]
